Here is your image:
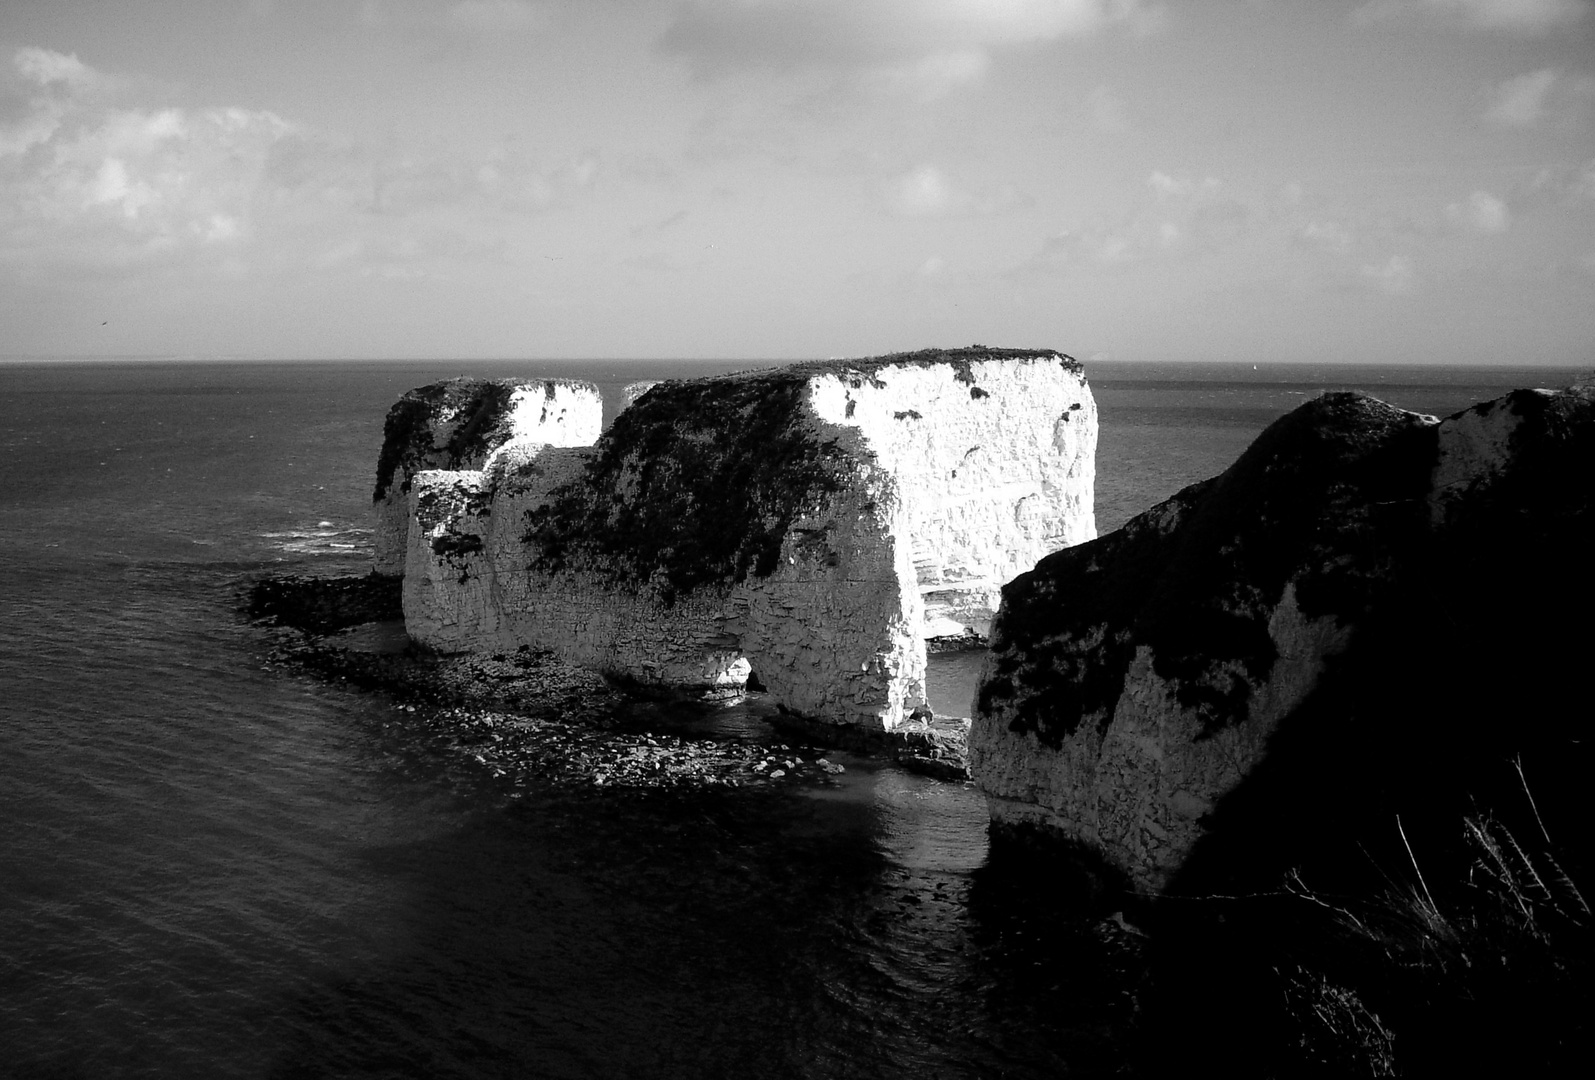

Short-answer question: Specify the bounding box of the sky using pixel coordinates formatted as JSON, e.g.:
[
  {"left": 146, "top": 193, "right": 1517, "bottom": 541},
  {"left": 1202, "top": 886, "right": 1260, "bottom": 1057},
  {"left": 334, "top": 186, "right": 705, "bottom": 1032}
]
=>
[{"left": 1, "top": 0, "right": 1592, "bottom": 364}]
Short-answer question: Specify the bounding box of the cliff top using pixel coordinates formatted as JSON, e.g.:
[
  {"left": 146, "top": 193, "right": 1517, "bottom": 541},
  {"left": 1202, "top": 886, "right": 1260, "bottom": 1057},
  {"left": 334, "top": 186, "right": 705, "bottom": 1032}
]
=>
[
  {"left": 374, "top": 376, "right": 597, "bottom": 501},
  {"left": 711, "top": 345, "right": 1081, "bottom": 389},
  {"left": 525, "top": 346, "right": 1082, "bottom": 603}
]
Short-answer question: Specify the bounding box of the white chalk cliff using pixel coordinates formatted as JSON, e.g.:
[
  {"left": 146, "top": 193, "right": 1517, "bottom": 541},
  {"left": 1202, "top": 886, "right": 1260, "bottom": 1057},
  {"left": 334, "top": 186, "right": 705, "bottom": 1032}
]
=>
[{"left": 391, "top": 349, "right": 1097, "bottom": 731}]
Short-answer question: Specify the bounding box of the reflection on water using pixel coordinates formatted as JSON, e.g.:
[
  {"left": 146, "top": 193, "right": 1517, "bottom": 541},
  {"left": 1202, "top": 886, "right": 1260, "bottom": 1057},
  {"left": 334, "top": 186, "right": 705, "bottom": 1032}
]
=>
[{"left": 925, "top": 650, "right": 987, "bottom": 719}]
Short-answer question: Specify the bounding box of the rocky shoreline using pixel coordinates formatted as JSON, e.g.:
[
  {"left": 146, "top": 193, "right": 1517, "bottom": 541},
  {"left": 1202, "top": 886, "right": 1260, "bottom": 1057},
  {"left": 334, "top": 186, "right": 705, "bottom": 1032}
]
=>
[{"left": 246, "top": 572, "right": 971, "bottom": 791}]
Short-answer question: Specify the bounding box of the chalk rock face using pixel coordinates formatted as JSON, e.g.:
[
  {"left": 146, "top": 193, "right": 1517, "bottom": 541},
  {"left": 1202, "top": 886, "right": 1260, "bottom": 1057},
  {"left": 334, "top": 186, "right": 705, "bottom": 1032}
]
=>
[
  {"left": 371, "top": 378, "right": 602, "bottom": 575},
  {"left": 401, "top": 348, "right": 1097, "bottom": 730},
  {"left": 621, "top": 381, "right": 659, "bottom": 409},
  {"left": 970, "top": 385, "right": 1595, "bottom": 893}
]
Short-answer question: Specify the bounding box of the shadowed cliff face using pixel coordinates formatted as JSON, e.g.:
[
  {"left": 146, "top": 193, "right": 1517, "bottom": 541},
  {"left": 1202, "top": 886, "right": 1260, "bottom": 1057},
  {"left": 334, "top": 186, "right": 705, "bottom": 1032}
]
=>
[
  {"left": 971, "top": 384, "right": 1595, "bottom": 896},
  {"left": 978, "top": 392, "right": 1436, "bottom": 746}
]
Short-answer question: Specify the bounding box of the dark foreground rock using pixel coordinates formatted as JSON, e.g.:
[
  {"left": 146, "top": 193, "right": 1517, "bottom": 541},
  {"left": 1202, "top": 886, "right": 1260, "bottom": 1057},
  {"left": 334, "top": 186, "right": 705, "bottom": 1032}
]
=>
[
  {"left": 971, "top": 382, "right": 1595, "bottom": 896},
  {"left": 968, "top": 382, "right": 1595, "bottom": 1078}
]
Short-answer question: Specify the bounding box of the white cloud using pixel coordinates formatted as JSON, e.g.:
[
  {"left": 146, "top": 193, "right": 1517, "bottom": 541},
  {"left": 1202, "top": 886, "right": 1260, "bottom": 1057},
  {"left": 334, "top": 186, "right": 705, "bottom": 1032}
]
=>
[
  {"left": 13, "top": 46, "right": 99, "bottom": 90},
  {"left": 0, "top": 110, "right": 61, "bottom": 157},
  {"left": 1354, "top": 0, "right": 1591, "bottom": 33},
  {"left": 1085, "top": 84, "right": 1132, "bottom": 133},
  {"left": 1485, "top": 68, "right": 1559, "bottom": 125},
  {"left": 660, "top": 0, "right": 1162, "bottom": 73},
  {"left": 1446, "top": 190, "right": 1511, "bottom": 232},
  {"left": 1483, "top": 68, "right": 1595, "bottom": 128},
  {"left": 1148, "top": 171, "right": 1210, "bottom": 199},
  {"left": 882, "top": 163, "right": 1029, "bottom": 217},
  {"left": 446, "top": 1, "right": 547, "bottom": 32},
  {"left": 866, "top": 49, "right": 991, "bottom": 100},
  {"left": 0, "top": 43, "right": 636, "bottom": 308},
  {"left": 1298, "top": 220, "right": 1353, "bottom": 248},
  {"left": 1015, "top": 170, "right": 1253, "bottom": 273},
  {"left": 887, "top": 164, "right": 962, "bottom": 216},
  {"left": 1576, "top": 160, "right": 1595, "bottom": 198},
  {"left": 0, "top": 49, "right": 298, "bottom": 269},
  {"left": 1362, "top": 254, "right": 1416, "bottom": 293}
]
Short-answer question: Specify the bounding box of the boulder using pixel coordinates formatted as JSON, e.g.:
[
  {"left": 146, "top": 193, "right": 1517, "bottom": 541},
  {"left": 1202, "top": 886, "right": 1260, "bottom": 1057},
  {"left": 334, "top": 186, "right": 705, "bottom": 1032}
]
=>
[
  {"left": 371, "top": 377, "right": 602, "bottom": 575},
  {"left": 970, "top": 384, "right": 1595, "bottom": 894},
  {"left": 399, "top": 348, "right": 1097, "bottom": 730}
]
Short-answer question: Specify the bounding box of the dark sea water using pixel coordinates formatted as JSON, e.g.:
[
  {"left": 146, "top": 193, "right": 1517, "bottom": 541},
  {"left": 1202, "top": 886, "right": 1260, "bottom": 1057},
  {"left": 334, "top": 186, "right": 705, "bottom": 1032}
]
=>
[{"left": 0, "top": 358, "right": 1580, "bottom": 1079}]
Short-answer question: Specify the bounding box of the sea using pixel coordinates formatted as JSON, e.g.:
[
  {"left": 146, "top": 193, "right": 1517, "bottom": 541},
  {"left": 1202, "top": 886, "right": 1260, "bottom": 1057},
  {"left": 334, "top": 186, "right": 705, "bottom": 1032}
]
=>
[{"left": 0, "top": 358, "right": 1582, "bottom": 1079}]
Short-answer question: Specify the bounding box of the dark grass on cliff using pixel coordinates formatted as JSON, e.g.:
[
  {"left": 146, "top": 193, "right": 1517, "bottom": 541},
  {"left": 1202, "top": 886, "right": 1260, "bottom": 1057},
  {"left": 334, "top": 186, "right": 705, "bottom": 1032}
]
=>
[
  {"left": 732, "top": 345, "right": 1082, "bottom": 386},
  {"left": 979, "top": 391, "right": 1438, "bottom": 745},
  {"left": 523, "top": 348, "right": 1076, "bottom": 604},
  {"left": 1135, "top": 384, "right": 1595, "bottom": 1076},
  {"left": 373, "top": 378, "right": 590, "bottom": 501},
  {"left": 1137, "top": 790, "right": 1593, "bottom": 1079}
]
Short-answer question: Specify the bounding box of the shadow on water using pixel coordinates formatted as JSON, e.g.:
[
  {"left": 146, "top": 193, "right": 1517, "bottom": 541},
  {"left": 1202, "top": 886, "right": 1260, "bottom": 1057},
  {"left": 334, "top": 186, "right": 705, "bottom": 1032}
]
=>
[{"left": 263, "top": 758, "right": 1137, "bottom": 1079}]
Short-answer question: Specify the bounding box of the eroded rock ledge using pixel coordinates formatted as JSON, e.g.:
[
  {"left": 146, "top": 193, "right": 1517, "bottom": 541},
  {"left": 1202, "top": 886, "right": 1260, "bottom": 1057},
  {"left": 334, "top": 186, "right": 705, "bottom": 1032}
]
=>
[
  {"left": 388, "top": 348, "right": 1097, "bottom": 732},
  {"left": 970, "top": 383, "right": 1595, "bottom": 895}
]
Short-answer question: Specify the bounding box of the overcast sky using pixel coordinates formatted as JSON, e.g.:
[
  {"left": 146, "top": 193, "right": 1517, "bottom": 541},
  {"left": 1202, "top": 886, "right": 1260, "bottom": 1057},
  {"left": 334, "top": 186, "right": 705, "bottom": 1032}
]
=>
[{"left": 2, "top": 0, "right": 1592, "bottom": 364}]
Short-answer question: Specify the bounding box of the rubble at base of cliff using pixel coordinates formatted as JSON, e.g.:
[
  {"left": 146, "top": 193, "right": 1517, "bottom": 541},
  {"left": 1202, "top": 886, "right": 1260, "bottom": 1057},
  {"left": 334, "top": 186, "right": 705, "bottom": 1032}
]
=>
[{"left": 248, "top": 573, "right": 969, "bottom": 792}]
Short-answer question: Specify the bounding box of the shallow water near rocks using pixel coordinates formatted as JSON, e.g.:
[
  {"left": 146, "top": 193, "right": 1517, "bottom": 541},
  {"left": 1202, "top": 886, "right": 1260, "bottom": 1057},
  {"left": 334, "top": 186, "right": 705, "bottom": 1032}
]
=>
[{"left": 2, "top": 358, "right": 1577, "bottom": 1077}]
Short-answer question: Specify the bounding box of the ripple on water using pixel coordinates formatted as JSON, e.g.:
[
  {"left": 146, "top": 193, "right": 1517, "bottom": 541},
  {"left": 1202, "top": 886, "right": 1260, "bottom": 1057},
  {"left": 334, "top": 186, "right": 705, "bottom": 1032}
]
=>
[{"left": 259, "top": 521, "right": 373, "bottom": 557}]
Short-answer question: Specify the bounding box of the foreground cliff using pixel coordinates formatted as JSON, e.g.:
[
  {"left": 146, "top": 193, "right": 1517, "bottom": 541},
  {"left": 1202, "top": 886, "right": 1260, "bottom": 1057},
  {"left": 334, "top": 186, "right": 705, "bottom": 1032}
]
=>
[
  {"left": 391, "top": 348, "right": 1097, "bottom": 731},
  {"left": 970, "top": 383, "right": 1595, "bottom": 894}
]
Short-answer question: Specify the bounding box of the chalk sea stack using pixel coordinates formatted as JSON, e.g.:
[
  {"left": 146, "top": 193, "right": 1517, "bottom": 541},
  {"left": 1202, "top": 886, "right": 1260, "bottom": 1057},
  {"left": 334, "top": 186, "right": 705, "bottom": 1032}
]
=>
[
  {"left": 970, "top": 383, "right": 1595, "bottom": 895},
  {"left": 372, "top": 377, "right": 603, "bottom": 576},
  {"left": 380, "top": 348, "right": 1098, "bottom": 732}
]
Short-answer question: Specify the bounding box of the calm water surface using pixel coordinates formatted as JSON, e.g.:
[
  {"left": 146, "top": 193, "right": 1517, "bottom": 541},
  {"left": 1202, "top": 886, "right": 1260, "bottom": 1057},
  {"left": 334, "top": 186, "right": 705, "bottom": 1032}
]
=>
[{"left": 1, "top": 359, "right": 1579, "bottom": 1078}]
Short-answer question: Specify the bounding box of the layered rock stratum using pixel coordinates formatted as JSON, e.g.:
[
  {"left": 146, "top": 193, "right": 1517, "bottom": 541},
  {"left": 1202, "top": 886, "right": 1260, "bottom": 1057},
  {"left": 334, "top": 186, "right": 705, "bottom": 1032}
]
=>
[
  {"left": 970, "top": 383, "right": 1595, "bottom": 894},
  {"left": 385, "top": 348, "right": 1097, "bottom": 731}
]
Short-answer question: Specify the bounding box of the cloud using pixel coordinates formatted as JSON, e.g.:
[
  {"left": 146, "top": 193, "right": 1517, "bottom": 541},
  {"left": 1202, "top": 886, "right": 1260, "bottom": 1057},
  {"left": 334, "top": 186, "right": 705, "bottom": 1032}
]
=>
[
  {"left": 13, "top": 46, "right": 99, "bottom": 90},
  {"left": 1, "top": 50, "right": 298, "bottom": 268},
  {"left": 1483, "top": 67, "right": 1595, "bottom": 127},
  {"left": 1297, "top": 220, "right": 1354, "bottom": 248},
  {"left": 0, "top": 46, "right": 602, "bottom": 279},
  {"left": 863, "top": 49, "right": 990, "bottom": 101},
  {"left": 887, "top": 164, "right": 962, "bottom": 216},
  {"left": 1353, "top": 0, "right": 1592, "bottom": 33},
  {"left": 882, "top": 163, "right": 1028, "bottom": 217},
  {"left": 1485, "top": 68, "right": 1559, "bottom": 125},
  {"left": 659, "top": 0, "right": 1162, "bottom": 74},
  {"left": 445, "top": 1, "right": 547, "bottom": 32},
  {"left": 1576, "top": 159, "right": 1595, "bottom": 198},
  {"left": 1361, "top": 253, "right": 1416, "bottom": 294},
  {"left": 1084, "top": 84, "right": 1132, "bottom": 133},
  {"left": 1446, "top": 189, "right": 1511, "bottom": 232},
  {"left": 1015, "top": 170, "right": 1254, "bottom": 273}
]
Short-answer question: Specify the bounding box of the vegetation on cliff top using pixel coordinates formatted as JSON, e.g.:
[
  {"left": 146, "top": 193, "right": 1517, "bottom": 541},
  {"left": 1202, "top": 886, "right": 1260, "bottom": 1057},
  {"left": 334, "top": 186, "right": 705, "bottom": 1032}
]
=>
[
  {"left": 373, "top": 378, "right": 592, "bottom": 501},
  {"left": 524, "top": 374, "right": 856, "bottom": 603},
  {"left": 1142, "top": 780, "right": 1592, "bottom": 1078},
  {"left": 523, "top": 348, "right": 1078, "bottom": 603}
]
